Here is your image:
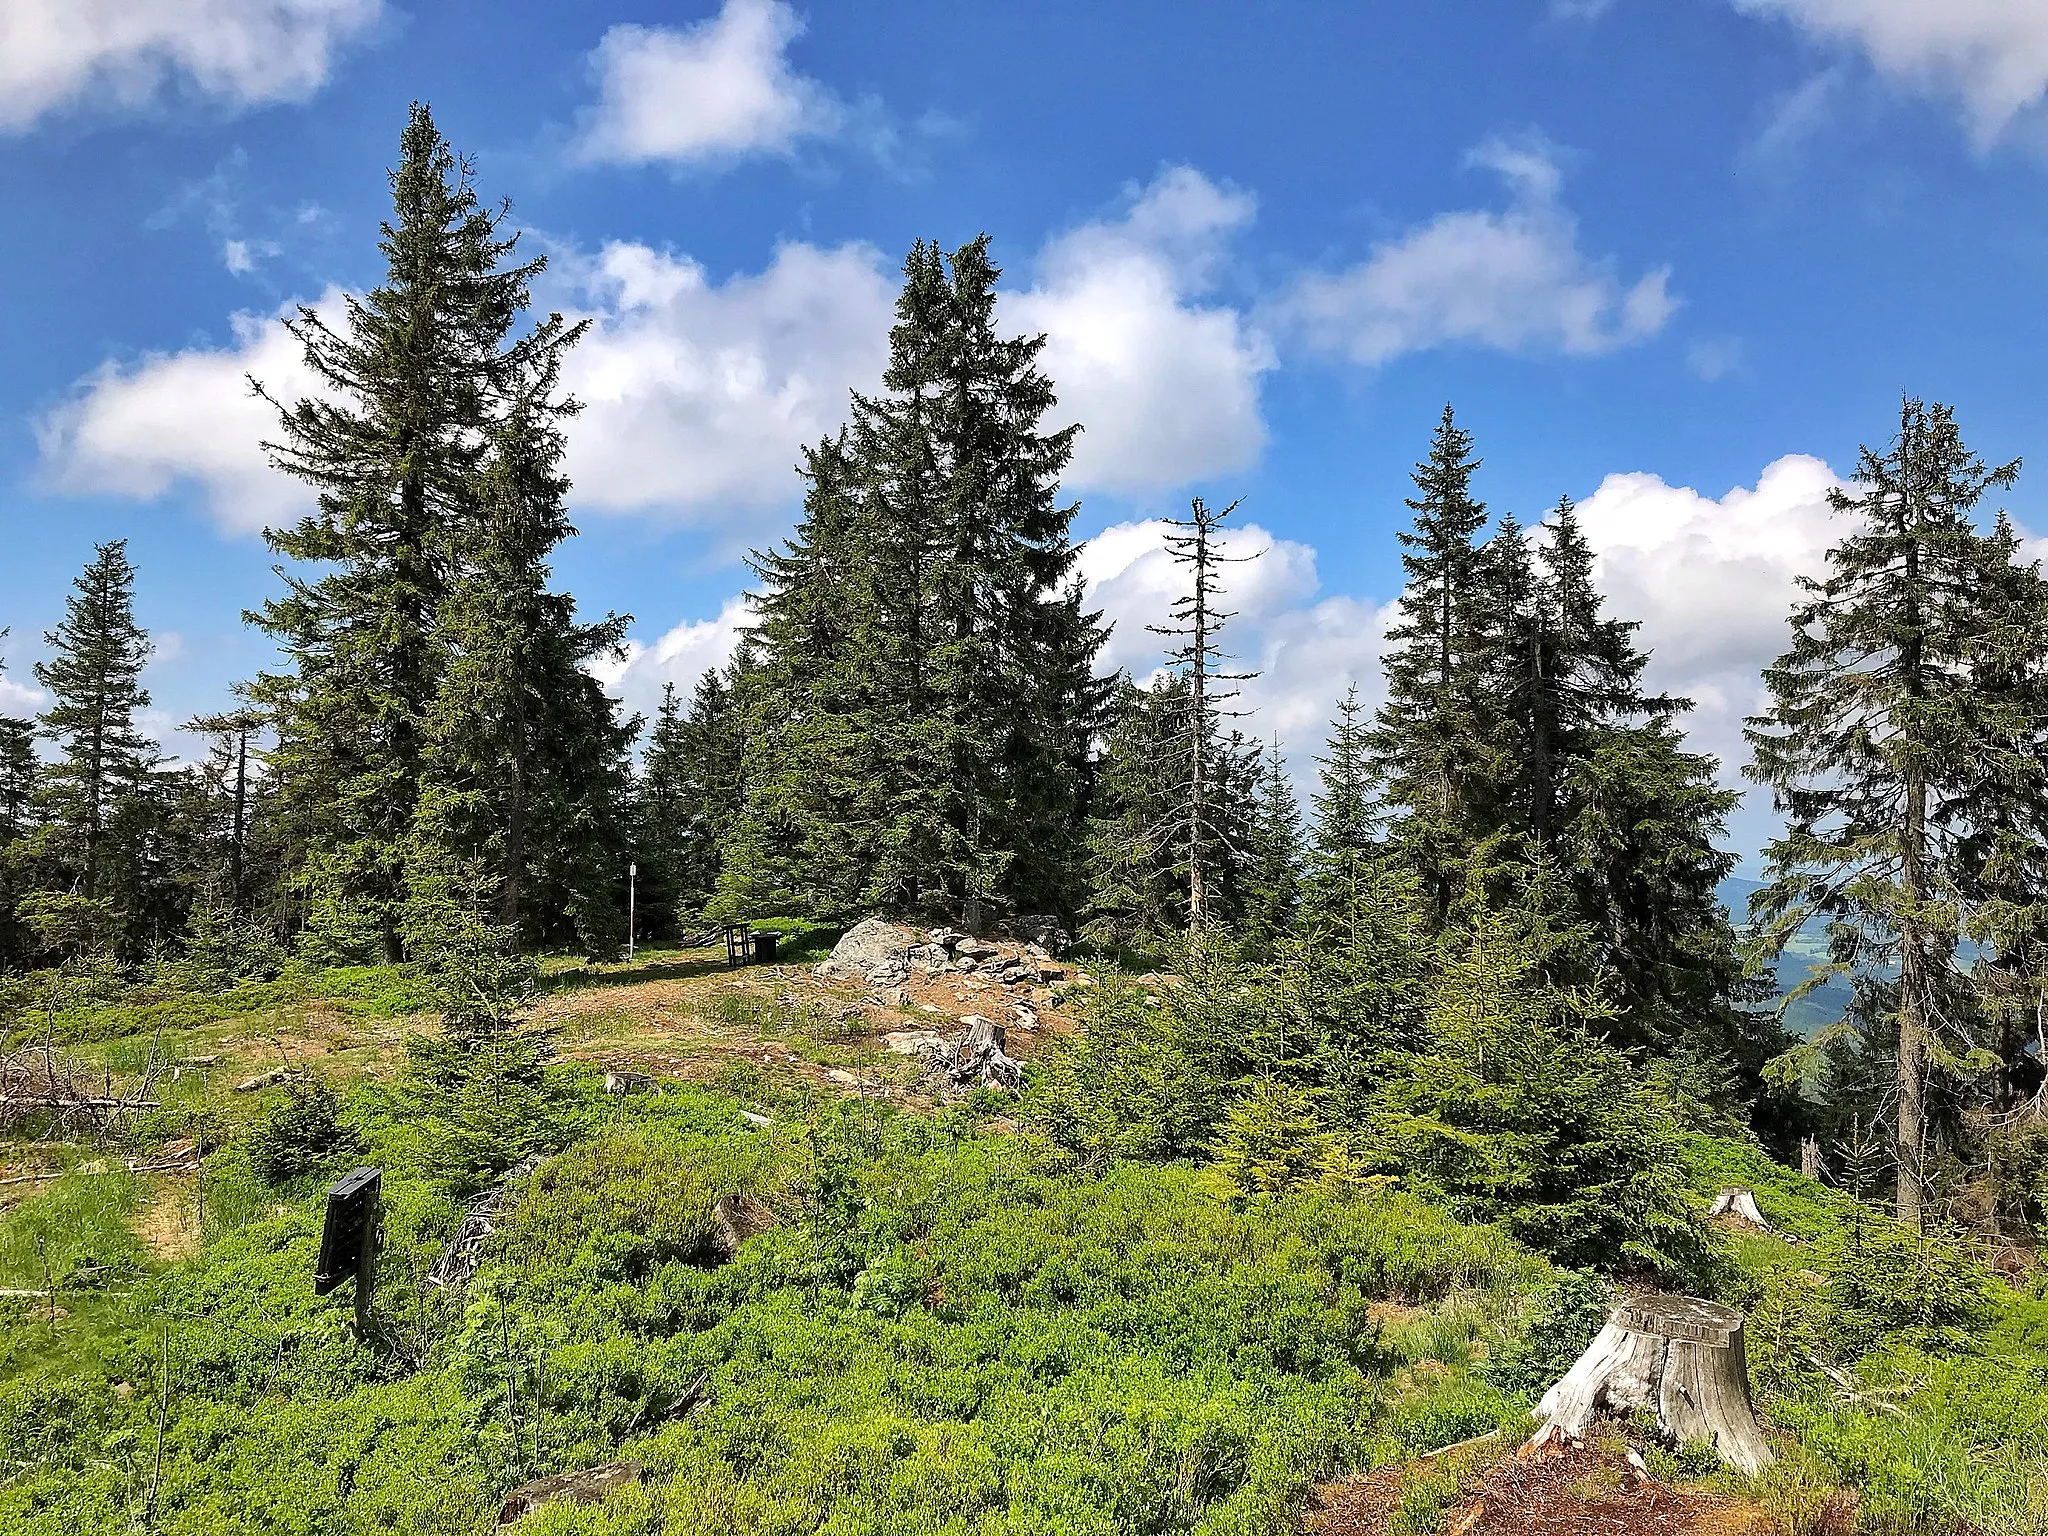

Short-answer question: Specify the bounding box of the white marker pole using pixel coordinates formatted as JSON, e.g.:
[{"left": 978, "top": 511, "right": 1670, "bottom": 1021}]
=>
[{"left": 627, "top": 861, "right": 637, "bottom": 960}]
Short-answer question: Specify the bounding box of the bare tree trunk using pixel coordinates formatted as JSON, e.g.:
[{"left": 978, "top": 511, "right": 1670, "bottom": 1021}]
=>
[{"left": 1188, "top": 521, "right": 1209, "bottom": 931}]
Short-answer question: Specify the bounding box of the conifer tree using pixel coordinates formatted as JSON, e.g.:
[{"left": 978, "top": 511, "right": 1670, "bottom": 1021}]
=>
[
  {"left": 1946, "top": 512, "right": 2048, "bottom": 1112},
  {"left": 33, "top": 541, "right": 155, "bottom": 908},
  {"left": 1243, "top": 742, "right": 1304, "bottom": 946},
  {"left": 720, "top": 238, "right": 1104, "bottom": 926},
  {"left": 184, "top": 708, "right": 264, "bottom": 913},
  {"left": 1151, "top": 496, "right": 1257, "bottom": 931},
  {"left": 410, "top": 360, "right": 632, "bottom": 955},
  {"left": 0, "top": 643, "right": 34, "bottom": 848},
  {"left": 639, "top": 666, "right": 745, "bottom": 927},
  {"left": 1306, "top": 685, "right": 1379, "bottom": 933},
  {"left": 1367, "top": 407, "right": 1501, "bottom": 920},
  {"left": 636, "top": 683, "right": 692, "bottom": 931},
  {"left": 0, "top": 644, "right": 38, "bottom": 969},
  {"left": 250, "top": 103, "right": 568, "bottom": 961},
  {"left": 1487, "top": 498, "right": 1750, "bottom": 1057},
  {"left": 1746, "top": 398, "right": 2024, "bottom": 1227},
  {"left": 1082, "top": 674, "right": 1266, "bottom": 944},
  {"left": 717, "top": 433, "right": 886, "bottom": 918}
]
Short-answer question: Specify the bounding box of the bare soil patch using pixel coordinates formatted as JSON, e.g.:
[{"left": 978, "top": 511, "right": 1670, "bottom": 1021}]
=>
[{"left": 1306, "top": 1439, "right": 1767, "bottom": 1536}]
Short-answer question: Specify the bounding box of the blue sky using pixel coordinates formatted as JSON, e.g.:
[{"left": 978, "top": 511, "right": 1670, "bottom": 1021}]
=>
[{"left": 5, "top": 0, "right": 2048, "bottom": 862}]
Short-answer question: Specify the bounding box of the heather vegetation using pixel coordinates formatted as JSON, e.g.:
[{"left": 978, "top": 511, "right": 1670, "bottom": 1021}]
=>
[{"left": 6, "top": 106, "right": 2048, "bottom": 1535}]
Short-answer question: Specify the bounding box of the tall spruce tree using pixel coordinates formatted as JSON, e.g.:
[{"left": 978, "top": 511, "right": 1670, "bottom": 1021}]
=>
[
  {"left": 410, "top": 356, "right": 633, "bottom": 955},
  {"left": 1487, "top": 499, "right": 1751, "bottom": 1059},
  {"left": 1367, "top": 407, "right": 1501, "bottom": 921},
  {"left": 1306, "top": 685, "right": 1379, "bottom": 932},
  {"left": 250, "top": 104, "right": 566, "bottom": 961},
  {"left": 33, "top": 541, "right": 155, "bottom": 910},
  {"left": 639, "top": 666, "right": 744, "bottom": 929},
  {"left": 720, "top": 237, "right": 1104, "bottom": 927},
  {"left": 1947, "top": 512, "right": 2048, "bottom": 1113},
  {"left": 1746, "top": 398, "right": 2024, "bottom": 1227}
]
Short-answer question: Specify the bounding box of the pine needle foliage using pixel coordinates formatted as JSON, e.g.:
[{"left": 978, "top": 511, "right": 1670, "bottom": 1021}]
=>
[
  {"left": 249, "top": 104, "right": 580, "bottom": 961},
  {"left": 720, "top": 238, "right": 1106, "bottom": 926},
  {"left": 1746, "top": 397, "right": 2027, "bottom": 1226}
]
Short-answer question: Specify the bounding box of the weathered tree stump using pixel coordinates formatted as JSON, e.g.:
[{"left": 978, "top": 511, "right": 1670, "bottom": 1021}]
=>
[
  {"left": 946, "top": 1016, "right": 1023, "bottom": 1092},
  {"left": 1527, "top": 1293, "right": 1774, "bottom": 1476},
  {"left": 708, "top": 1192, "right": 778, "bottom": 1261},
  {"left": 1707, "top": 1187, "right": 1770, "bottom": 1227}
]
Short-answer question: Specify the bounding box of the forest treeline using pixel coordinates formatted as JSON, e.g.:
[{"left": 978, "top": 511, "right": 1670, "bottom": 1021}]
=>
[{"left": 5, "top": 106, "right": 2048, "bottom": 1238}]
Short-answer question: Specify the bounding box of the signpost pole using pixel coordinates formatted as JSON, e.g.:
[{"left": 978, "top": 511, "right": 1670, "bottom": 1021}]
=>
[
  {"left": 628, "top": 861, "right": 637, "bottom": 961},
  {"left": 353, "top": 1184, "right": 379, "bottom": 1341}
]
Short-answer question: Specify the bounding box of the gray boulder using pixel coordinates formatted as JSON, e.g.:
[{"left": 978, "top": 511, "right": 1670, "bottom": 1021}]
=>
[{"left": 820, "top": 917, "right": 917, "bottom": 982}]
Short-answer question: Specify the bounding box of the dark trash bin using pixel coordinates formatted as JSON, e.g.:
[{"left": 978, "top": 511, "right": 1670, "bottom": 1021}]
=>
[{"left": 752, "top": 931, "right": 778, "bottom": 964}]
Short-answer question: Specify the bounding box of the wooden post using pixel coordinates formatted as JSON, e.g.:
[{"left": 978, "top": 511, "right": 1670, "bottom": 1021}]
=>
[{"left": 353, "top": 1187, "right": 379, "bottom": 1341}]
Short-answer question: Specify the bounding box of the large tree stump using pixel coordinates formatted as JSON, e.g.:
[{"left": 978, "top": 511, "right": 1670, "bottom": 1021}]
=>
[
  {"left": 1527, "top": 1294, "right": 1774, "bottom": 1476},
  {"left": 1707, "top": 1187, "right": 1770, "bottom": 1228}
]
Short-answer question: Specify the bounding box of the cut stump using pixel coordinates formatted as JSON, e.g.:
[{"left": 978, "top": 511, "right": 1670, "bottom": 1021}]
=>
[
  {"left": 1707, "top": 1188, "right": 1770, "bottom": 1227},
  {"left": 1527, "top": 1293, "right": 1774, "bottom": 1476}
]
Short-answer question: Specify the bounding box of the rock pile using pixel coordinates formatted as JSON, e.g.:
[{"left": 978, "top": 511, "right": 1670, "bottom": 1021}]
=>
[{"left": 817, "top": 917, "right": 1086, "bottom": 1029}]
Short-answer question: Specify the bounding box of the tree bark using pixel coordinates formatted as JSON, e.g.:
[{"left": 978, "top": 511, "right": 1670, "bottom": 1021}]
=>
[{"left": 1528, "top": 1293, "right": 1773, "bottom": 1477}]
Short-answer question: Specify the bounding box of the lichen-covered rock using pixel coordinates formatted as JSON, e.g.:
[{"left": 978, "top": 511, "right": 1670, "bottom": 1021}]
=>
[{"left": 819, "top": 917, "right": 917, "bottom": 982}]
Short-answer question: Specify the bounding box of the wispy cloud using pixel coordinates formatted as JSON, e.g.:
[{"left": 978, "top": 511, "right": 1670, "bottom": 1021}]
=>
[{"left": 1275, "top": 135, "right": 1677, "bottom": 365}]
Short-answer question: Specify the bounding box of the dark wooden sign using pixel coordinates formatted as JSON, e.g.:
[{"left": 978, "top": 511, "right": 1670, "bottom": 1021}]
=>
[{"left": 315, "top": 1166, "right": 381, "bottom": 1322}]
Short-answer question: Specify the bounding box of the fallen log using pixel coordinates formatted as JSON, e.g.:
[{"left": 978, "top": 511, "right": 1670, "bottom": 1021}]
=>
[
  {"left": 233, "top": 1068, "right": 291, "bottom": 1093},
  {"left": 0, "top": 1095, "right": 161, "bottom": 1111},
  {"left": 1527, "top": 1292, "right": 1774, "bottom": 1476}
]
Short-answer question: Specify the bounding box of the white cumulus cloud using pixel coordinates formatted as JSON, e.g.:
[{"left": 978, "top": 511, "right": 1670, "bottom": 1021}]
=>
[
  {"left": 1007, "top": 167, "right": 1275, "bottom": 499},
  {"left": 1071, "top": 455, "right": 1856, "bottom": 839},
  {"left": 1733, "top": 0, "right": 2048, "bottom": 146},
  {"left": 40, "top": 238, "right": 898, "bottom": 537},
  {"left": 1279, "top": 136, "right": 1677, "bottom": 365},
  {"left": 574, "top": 0, "right": 841, "bottom": 167},
  {"left": 555, "top": 239, "right": 896, "bottom": 522},
  {"left": 600, "top": 596, "right": 753, "bottom": 724},
  {"left": 0, "top": 0, "right": 381, "bottom": 131},
  {"left": 1572, "top": 454, "right": 1847, "bottom": 848},
  {"left": 39, "top": 290, "right": 334, "bottom": 535}
]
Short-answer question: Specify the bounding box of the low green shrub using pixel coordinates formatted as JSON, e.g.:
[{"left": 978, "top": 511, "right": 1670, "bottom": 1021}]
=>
[
  {"left": 249, "top": 1078, "right": 362, "bottom": 1185},
  {"left": 1479, "top": 1268, "right": 1611, "bottom": 1399}
]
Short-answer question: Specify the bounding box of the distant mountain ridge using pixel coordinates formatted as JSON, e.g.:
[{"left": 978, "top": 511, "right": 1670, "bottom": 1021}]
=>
[{"left": 1717, "top": 876, "right": 1854, "bottom": 1037}]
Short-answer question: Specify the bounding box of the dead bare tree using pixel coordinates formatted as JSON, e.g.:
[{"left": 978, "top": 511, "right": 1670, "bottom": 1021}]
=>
[{"left": 1148, "top": 497, "right": 1260, "bottom": 933}]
